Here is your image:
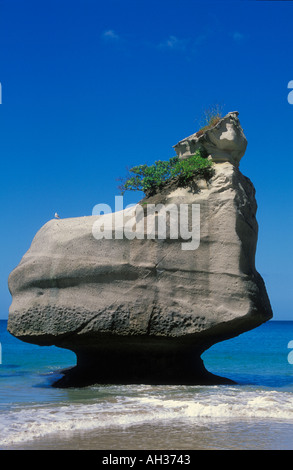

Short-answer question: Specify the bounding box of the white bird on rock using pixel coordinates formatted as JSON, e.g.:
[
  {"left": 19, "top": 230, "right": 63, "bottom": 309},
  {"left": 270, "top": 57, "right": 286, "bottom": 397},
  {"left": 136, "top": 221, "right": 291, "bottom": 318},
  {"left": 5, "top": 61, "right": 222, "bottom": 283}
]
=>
[{"left": 54, "top": 212, "right": 60, "bottom": 219}]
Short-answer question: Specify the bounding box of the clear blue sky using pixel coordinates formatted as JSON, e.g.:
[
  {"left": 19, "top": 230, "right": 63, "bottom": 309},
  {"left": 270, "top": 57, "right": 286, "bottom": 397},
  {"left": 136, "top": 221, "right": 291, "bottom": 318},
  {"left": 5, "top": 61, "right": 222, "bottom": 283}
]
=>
[{"left": 0, "top": 0, "right": 292, "bottom": 320}]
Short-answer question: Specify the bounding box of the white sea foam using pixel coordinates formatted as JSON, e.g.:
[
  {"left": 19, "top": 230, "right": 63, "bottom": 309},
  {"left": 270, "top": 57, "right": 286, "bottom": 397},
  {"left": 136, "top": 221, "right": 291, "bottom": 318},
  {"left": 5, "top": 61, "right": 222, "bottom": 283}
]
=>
[{"left": 1, "top": 387, "right": 293, "bottom": 447}]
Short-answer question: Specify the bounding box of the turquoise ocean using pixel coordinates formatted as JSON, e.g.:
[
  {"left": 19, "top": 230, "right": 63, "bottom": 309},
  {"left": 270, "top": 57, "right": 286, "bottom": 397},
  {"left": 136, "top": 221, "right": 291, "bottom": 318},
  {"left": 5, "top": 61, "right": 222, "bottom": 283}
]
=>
[{"left": 1, "top": 320, "right": 293, "bottom": 450}]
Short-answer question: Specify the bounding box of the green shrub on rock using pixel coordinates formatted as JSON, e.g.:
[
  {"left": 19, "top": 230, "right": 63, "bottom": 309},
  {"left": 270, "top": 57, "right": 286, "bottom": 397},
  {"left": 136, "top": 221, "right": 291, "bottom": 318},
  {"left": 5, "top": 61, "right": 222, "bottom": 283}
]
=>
[{"left": 119, "top": 150, "right": 213, "bottom": 197}]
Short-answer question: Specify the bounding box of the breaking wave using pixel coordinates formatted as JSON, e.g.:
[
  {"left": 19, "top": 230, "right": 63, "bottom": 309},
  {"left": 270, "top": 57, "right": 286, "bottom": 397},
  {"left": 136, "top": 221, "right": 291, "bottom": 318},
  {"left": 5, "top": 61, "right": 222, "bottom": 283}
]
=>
[{"left": 1, "top": 385, "right": 293, "bottom": 447}]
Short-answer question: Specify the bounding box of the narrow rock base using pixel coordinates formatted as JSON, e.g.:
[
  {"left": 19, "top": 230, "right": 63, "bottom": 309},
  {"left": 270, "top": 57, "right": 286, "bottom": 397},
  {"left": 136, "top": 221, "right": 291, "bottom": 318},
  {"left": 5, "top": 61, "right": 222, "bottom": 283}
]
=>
[{"left": 51, "top": 341, "right": 235, "bottom": 388}]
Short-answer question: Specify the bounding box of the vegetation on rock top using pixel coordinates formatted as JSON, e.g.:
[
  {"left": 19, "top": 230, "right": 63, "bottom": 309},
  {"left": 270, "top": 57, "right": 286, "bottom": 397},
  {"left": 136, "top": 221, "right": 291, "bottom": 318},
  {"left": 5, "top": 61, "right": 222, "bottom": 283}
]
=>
[{"left": 118, "top": 149, "right": 213, "bottom": 197}]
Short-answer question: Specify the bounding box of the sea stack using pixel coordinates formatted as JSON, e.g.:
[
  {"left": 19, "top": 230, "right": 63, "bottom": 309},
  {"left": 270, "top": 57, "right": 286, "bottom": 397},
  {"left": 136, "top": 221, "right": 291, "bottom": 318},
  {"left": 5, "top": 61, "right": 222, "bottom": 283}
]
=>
[{"left": 7, "top": 112, "right": 273, "bottom": 387}]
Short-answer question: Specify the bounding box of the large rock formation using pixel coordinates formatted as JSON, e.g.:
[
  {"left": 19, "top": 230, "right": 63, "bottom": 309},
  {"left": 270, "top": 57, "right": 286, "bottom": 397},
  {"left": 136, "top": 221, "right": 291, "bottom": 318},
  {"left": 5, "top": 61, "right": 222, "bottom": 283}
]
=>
[{"left": 7, "top": 112, "right": 273, "bottom": 387}]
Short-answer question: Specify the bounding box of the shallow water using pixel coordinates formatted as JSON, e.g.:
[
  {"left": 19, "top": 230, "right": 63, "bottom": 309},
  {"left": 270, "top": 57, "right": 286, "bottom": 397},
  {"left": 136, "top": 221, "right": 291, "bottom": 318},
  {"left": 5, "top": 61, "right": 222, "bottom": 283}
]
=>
[{"left": 1, "top": 320, "right": 293, "bottom": 450}]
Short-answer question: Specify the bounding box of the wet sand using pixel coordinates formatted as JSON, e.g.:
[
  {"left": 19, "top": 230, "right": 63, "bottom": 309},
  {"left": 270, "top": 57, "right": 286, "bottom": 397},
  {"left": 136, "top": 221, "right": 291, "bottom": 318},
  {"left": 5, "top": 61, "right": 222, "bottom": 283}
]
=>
[{"left": 4, "top": 420, "right": 293, "bottom": 451}]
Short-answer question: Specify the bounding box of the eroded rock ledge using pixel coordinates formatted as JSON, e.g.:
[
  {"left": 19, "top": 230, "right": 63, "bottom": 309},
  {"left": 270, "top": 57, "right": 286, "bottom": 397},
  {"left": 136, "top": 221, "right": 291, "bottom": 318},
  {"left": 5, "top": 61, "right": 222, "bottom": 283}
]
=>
[{"left": 7, "top": 112, "right": 272, "bottom": 387}]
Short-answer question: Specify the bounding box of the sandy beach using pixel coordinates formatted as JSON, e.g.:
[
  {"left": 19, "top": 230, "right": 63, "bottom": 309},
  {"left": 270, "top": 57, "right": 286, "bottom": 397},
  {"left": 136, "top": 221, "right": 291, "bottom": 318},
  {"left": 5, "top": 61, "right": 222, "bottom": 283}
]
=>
[{"left": 4, "top": 420, "right": 293, "bottom": 451}]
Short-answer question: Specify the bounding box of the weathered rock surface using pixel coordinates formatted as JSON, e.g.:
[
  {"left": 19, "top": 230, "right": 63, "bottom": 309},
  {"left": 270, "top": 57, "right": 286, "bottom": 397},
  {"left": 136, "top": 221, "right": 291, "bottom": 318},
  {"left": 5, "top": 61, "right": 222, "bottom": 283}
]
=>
[
  {"left": 7, "top": 113, "right": 272, "bottom": 387},
  {"left": 173, "top": 111, "right": 247, "bottom": 165}
]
